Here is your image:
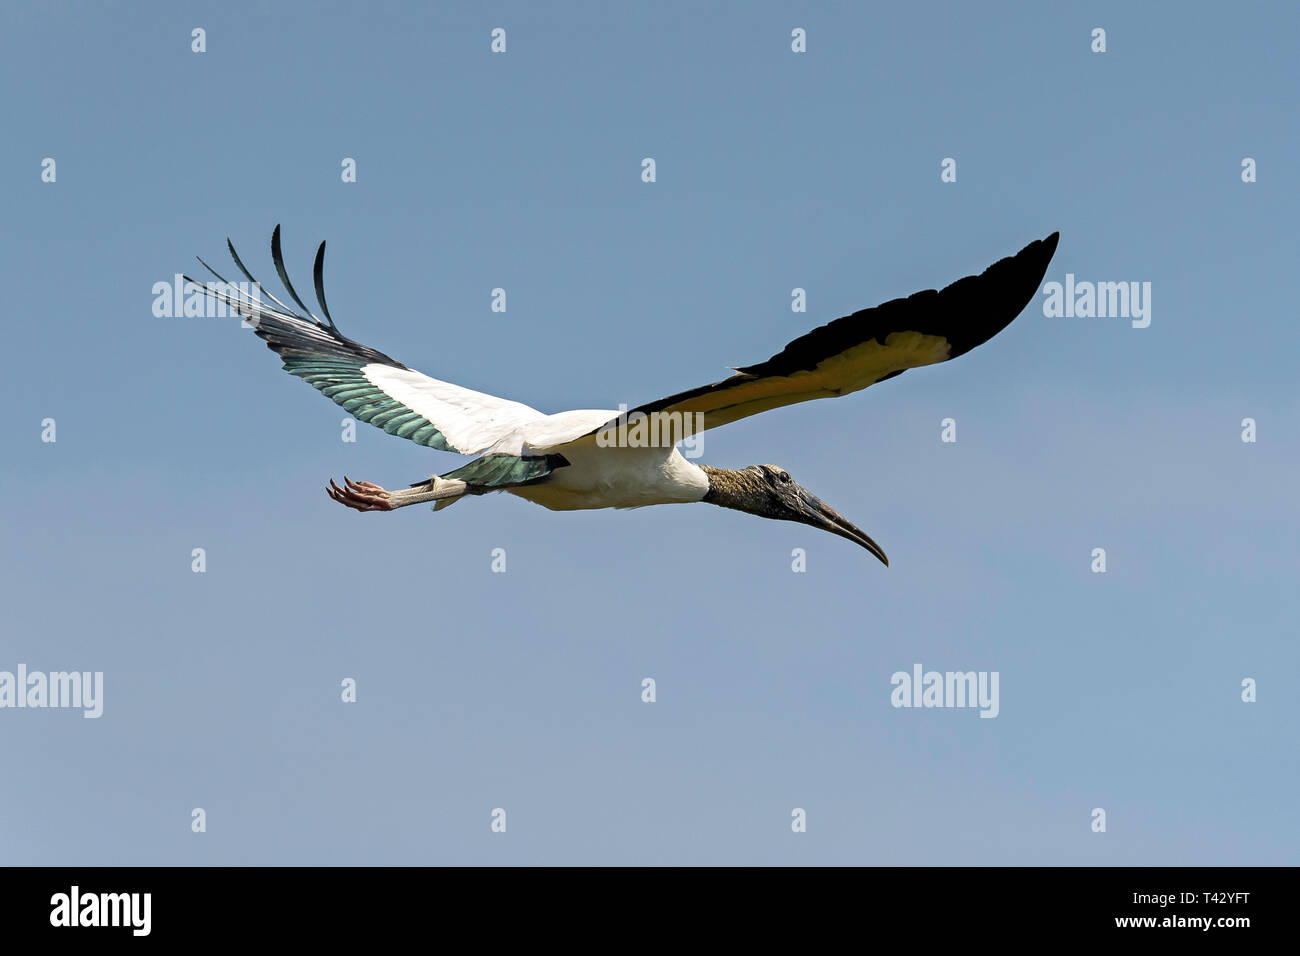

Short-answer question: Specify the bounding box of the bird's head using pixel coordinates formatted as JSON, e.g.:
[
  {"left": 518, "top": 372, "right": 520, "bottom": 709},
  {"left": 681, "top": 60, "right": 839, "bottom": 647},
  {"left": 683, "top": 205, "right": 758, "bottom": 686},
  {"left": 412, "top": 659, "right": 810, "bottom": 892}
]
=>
[{"left": 701, "top": 464, "right": 888, "bottom": 565}]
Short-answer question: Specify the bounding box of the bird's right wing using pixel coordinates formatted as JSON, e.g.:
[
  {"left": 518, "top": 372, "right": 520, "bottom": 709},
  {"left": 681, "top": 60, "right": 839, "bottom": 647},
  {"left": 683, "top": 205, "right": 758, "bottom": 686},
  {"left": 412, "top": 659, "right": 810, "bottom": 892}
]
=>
[
  {"left": 187, "top": 227, "right": 544, "bottom": 456},
  {"left": 582, "top": 233, "right": 1059, "bottom": 443}
]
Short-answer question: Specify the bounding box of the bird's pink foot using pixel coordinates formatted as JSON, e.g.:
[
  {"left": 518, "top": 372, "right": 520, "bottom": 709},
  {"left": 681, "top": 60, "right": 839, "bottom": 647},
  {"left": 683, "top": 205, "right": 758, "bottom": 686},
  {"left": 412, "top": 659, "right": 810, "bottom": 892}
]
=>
[{"left": 327, "top": 476, "right": 395, "bottom": 512}]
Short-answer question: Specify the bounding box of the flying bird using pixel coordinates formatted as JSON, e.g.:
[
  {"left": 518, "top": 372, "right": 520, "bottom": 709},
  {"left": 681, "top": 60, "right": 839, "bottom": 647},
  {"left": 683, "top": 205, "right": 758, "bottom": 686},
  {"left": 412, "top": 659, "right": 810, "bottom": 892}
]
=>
[{"left": 189, "top": 228, "right": 1059, "bottom": 565}]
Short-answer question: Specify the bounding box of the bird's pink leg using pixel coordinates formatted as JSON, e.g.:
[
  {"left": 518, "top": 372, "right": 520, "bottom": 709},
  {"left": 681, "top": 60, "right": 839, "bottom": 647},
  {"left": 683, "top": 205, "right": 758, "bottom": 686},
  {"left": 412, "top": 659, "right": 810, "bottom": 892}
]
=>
[
  {"left": 327, "top": 474, "right": 468, "bottom": 512},
  {"left": 327, "top": 476, "right": 395, "bottom": 512}
]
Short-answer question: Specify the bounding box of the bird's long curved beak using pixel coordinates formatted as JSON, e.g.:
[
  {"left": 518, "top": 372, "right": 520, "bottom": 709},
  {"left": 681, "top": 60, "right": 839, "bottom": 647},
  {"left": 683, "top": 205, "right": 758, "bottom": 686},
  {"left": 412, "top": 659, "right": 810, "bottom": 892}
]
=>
[{"left": 801, "top": 494, "right": 889, "bottom": 566}]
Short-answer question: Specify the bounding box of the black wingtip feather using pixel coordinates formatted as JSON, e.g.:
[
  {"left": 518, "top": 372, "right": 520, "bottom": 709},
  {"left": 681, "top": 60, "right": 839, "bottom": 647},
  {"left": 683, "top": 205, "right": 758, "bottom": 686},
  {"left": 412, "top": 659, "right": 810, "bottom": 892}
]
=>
[
  {"left": 195, "top": 255, "right": 231, "bottom": 285},
  {"left": 312, "top": 240, "right": 336, "bottom": 328},
  {"left": 226, "top": 238, "right": 261, "bottom": 287},
  {"left": 737, "top": 231, "right": 1062, "bottom": 375},
  {"left": 270, "top": 225, "right": 319, "bottom": 322}
]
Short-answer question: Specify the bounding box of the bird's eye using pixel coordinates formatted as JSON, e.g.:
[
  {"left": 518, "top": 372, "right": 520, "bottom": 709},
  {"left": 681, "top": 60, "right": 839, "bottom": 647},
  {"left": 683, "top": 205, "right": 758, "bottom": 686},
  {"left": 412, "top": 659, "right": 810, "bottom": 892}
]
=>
[{"left": 778, "top": 472, "right": 791, "bottom": 483}]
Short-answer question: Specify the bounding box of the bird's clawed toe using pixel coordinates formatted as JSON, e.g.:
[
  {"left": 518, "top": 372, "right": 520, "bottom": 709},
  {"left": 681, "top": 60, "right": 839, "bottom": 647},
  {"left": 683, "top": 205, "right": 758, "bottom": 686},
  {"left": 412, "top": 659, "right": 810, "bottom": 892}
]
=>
[{"left": 327, "top": 476, "right": 395, "bottom": 512}]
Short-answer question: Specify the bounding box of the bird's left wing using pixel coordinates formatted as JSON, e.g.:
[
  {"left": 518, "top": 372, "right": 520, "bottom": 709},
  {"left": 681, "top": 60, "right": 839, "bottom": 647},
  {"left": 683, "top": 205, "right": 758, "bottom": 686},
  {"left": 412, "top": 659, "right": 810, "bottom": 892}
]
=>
[
  {"left": 187, "top": 227, "right": 545, "bottom": 455},
  {"left": 583, "top": 232, "right": 1058, "bottom": 443}
]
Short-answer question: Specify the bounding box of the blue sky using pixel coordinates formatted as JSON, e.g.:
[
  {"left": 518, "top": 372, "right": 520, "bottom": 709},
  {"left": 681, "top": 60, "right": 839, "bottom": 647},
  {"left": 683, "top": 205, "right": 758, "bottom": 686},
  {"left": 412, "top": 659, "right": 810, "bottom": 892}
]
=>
[{"left": 1, "top": 1, "right": 1296, "bottom": 864}]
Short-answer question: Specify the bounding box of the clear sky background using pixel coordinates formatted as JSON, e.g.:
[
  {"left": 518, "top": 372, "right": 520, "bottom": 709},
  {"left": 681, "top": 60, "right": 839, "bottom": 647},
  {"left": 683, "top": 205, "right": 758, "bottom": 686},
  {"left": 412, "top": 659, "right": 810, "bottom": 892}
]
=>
[{"left": 1, "top": 1, "right": 1295, "bottom": 865}]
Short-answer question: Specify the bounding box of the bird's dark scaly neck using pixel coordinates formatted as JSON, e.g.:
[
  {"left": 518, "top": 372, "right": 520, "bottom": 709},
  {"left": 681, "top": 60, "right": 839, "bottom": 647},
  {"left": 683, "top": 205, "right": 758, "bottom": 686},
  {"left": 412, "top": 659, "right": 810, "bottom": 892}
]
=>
[{"left": 700, "top": 465, "right": 775, "bottom": 517}]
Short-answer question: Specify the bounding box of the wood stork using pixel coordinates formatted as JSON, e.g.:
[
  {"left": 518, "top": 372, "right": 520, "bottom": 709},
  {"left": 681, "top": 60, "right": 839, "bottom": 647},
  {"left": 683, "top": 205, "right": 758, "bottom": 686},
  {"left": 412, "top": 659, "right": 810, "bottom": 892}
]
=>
[{"left": 189, "top": 227, "right": 1059, "bottom": 565}]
